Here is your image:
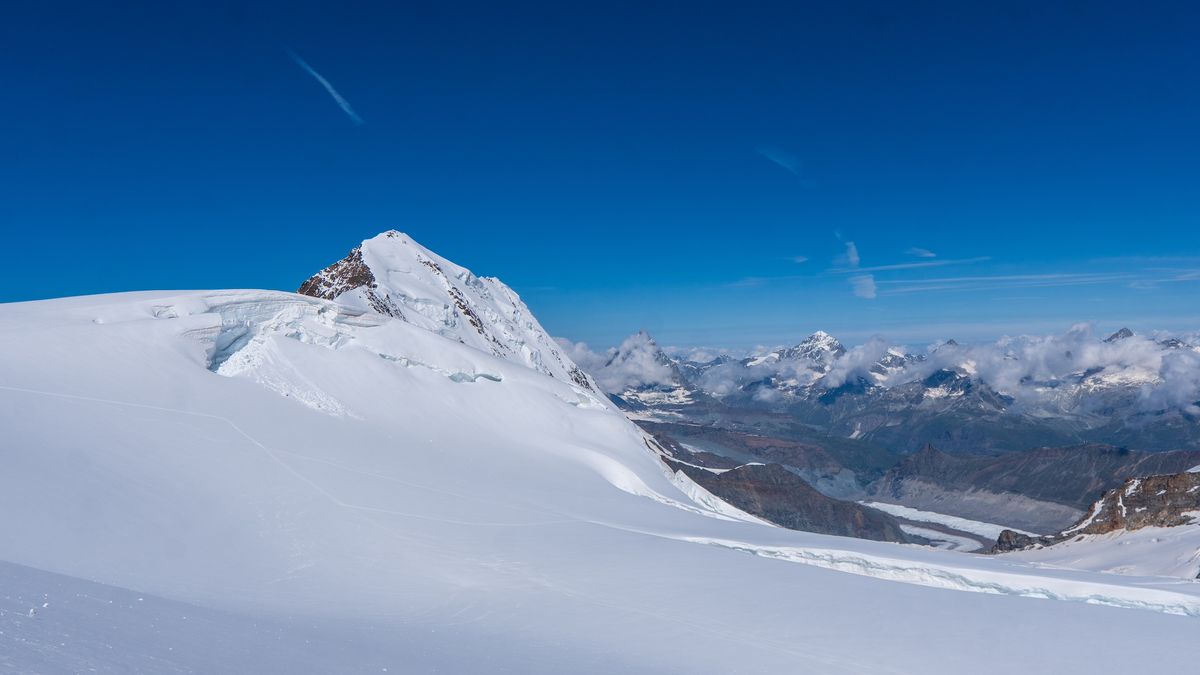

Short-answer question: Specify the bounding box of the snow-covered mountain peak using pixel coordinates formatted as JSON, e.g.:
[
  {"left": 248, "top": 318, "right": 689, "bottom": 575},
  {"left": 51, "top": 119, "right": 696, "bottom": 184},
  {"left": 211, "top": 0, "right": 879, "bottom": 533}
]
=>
[
  {"left": 298, "top": 231, "right": 597, "bottom": 391},
  {"left": 779, "top": 331, "right": 846, "bottom": 364},
  {"left": 744, "top": 331, "right": 846, "bottom": 368},
  {"left": 1105, "top": 327, "right": 1135, "bottom": 343}
]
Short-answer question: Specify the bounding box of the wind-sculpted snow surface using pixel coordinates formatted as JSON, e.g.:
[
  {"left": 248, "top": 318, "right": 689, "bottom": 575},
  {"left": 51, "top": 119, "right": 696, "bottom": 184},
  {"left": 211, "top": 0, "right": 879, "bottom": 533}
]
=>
[{"left": 3, "top": 290, "right": 1200, "bottom": 673}]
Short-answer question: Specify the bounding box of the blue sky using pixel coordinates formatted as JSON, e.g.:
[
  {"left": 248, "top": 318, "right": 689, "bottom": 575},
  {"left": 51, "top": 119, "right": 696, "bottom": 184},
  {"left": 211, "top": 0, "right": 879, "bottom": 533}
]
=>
[{"left": 3, "top": 2, "right": 1199, "bottom": 348}]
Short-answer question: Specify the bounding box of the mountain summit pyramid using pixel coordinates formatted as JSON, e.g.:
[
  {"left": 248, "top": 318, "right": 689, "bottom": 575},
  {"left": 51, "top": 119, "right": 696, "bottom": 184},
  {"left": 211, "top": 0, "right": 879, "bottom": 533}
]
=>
[{"left": 299, "top": 230, "right": 596, "bottom": 390}]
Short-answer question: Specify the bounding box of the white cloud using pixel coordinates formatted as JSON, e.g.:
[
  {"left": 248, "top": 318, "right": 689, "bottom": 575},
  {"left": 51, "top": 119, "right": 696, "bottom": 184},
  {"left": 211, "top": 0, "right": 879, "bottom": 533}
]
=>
[
  {"left": 567, "top": 327, "right": 1200, "bottom": 416},
  {"left": 556, "top": 333, "right": 674, "bottom": 393},
  {"left": 792, "top": 255, "right": 809, "bottom": 264},
  {"left": 907, "top": 247, "right": 937, "bottom": 258},
  {"left": 845, "top": 242, "right": 861, "bottom": 268},
  {"left": 850, "top": 274, "right": 877, "bottom": 299},
  {"left": 823, "top": 337, "right": 890, "bottom": 388},
  {"left": 756, "top": 146, "right": 810, "bottom": 184},
  {"left": 887, "top": 326, "right": 1200, "bottom": 413}
]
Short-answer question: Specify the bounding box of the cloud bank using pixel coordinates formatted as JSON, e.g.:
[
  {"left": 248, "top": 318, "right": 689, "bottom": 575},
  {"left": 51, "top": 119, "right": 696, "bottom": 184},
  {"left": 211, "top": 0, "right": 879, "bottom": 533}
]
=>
[
  {"left": 565, "top": 327, "right": 1200, "bottom": 416},
  {"left": 557, "top": 333, "right": 675, "bottom": 393}
]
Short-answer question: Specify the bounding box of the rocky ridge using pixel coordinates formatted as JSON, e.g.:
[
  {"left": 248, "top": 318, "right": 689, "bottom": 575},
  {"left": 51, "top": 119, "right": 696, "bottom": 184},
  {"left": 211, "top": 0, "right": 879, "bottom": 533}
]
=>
[
  {"left": 645, "top": 432, "right": 911, "bottom": 543},
  {"left": 992, "top": 470, "right": 1200, "bottom": 556}
]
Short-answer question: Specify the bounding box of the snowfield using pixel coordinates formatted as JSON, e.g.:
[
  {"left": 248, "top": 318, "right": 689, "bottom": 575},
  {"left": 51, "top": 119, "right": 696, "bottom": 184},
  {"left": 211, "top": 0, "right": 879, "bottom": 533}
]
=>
[
  {"left": 1003, "top": 524, "right": 1200, "bottom": 579},
  {"left": 3, "top": 288, "right": 1200, "bottom": 673}
]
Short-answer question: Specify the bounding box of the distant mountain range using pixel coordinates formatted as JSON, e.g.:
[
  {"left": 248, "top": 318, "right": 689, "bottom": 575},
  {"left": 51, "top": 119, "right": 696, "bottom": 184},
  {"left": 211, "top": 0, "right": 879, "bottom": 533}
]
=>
[
  {"left": 578, "top": 327, "right": 1200, "bottom": 549},
  {"left": 576, "top": 327, "right": 1200, "bottom": 454}
]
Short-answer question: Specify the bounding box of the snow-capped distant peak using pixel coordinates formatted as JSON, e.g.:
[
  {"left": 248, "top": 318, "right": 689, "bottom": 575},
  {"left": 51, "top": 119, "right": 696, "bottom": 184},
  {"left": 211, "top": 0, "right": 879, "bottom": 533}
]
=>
[
  {"left": 743, "top": 332, "right": 847, "bottom": 369},
  {"left": 1104, "top": 327, "right": 1135, "bottom": 343},
  {"left": 778, "top": 331, "right": 846, "bottom": 364},
  {"left": 798, "top": 330, "right": 837, "bottom": 347},
  {"left": 298, "top": 230, "right": 597, "bottom": 391}
]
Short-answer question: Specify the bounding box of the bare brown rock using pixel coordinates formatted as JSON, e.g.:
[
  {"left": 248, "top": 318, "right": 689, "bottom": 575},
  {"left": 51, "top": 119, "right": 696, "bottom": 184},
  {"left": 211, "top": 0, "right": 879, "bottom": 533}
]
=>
[{"left": 297, "top": 246, "right": 405, "bottom": 318}]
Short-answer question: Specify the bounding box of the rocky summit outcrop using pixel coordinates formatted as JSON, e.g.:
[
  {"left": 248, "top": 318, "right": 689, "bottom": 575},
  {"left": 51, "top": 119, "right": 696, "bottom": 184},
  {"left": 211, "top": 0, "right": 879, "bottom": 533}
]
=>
[
  {"left": 991, "top": 530, "right": 1056, "bottom": 553},
  {"left": 992, "top": 470, "right": 1200, "bottom": 552},
  {"left": 299, "top": 245, "right": 402, "bottom": 317}
]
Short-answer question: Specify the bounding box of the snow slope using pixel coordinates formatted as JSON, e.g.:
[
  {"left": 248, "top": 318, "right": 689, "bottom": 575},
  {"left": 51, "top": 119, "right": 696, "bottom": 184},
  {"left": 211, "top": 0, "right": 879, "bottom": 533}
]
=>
[
  {"left": 1004, "top": 526, "right": 1200, "bottom": 579},
  {"left": 3, "top": 289, "right": 1200, "bottom": 673}
]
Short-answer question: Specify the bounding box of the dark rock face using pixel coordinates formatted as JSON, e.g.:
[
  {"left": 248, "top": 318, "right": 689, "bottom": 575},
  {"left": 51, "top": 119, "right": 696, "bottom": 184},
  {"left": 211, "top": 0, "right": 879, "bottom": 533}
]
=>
[
  {"left": 566, "top": 366, "right": 594, "bottom": 391},
  {"left": 868, "top": 443, "right": 1200, "bottom": 512},
  {"left": 297, "top": 246, "right": 404, "bottom": 318},
  {"left": 990, "top": 530, "right": 1055, "bottom": 553},
  {"left": 991, "top": 470, "right": 1200, "bottom": 553},
  {"left": 1104, "top": 327, "right": 1135, "bottom": 343},
  {"left": 1068, "top": 472, "right": 1200, "bottom": 535},
  {"left": 298, "top": 247, "right": 372, "bottom": 298},
  {"left": 638, "top": 420, "right": 900, "bottom": 495},
  {"left": 668, "top": 459, "right": 911, "bottom": 543}
]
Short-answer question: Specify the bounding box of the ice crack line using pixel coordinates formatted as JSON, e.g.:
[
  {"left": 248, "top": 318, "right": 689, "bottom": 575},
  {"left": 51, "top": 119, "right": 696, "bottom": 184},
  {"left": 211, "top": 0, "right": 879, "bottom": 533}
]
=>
[{"left": 676, "top": 536, "right": 1200, "bottom": 618}]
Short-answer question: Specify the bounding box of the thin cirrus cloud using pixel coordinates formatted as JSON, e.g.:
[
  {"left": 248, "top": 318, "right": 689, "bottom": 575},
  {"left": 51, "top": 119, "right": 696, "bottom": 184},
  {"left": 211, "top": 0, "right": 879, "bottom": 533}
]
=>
[
  {"left": 756, "top": 146, "right": 814, "bottom": 186},
  {"left": 830, "top": 257, "right": 991, "bottom": 274},
  {"left": 286, "top": 47, "right": 365, "bottom": 125},
  {"left": 876, "top": 272, "right": 1136, "bottom": 295},
  {"left": 907, "top": 247, "right": 937, "bottom": 258},
  {"left": 726, "top": 276, "right": 770, "bottom": 289}
]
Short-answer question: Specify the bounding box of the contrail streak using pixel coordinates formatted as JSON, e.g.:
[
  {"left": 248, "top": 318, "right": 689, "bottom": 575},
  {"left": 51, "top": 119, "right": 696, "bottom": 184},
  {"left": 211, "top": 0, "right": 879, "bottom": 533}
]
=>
[{"left": 286, "top": 48, "right": 364, "bottom": 125}]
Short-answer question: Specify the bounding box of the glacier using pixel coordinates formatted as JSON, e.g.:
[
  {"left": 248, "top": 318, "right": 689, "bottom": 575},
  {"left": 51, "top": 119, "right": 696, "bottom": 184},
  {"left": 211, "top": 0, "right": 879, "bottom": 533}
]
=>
[{"left": 2, "top": 236, "right": 1200, "bottom": 672}]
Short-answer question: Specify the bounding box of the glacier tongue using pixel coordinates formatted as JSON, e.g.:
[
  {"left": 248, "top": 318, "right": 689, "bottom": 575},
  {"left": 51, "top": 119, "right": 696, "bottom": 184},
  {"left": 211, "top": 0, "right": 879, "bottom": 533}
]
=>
[{"left": 299, "top": 230, "right": 597, "bottom": 391}]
